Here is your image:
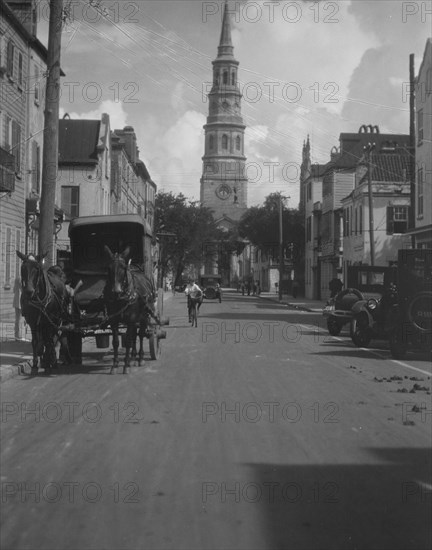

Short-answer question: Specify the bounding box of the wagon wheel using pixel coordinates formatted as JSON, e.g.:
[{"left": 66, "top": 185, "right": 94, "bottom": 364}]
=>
[
  {"left": 67, "top": 332, "right": 82, "bottom": 365},
  {"left": 149, "top": 328, "right": 161, "bottom": 360}
]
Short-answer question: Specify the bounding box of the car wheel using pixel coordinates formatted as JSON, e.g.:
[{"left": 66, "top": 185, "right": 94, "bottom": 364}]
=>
[
  {"left": 327, "top": 317, "right": 342, "bottom": 336},
  {"left": 351, "top": 317, "right": 372, "bottom": 348}
]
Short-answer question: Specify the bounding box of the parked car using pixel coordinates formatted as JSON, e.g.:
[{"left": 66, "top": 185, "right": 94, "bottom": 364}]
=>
[
  {"left": 388, "top": 249, "right": 432, "bottom": 359},
  {"left": 323, "top": 266, "right": 397, "bottom": 337},
  {"left": 350, "top": 283, "right": 398, "bottom": 347},
  {"left": 323, "top": 288, "right": 364, "bottom": 336},
  {"left": 200, "top": 274, "right": 222, "bottom": 302}
]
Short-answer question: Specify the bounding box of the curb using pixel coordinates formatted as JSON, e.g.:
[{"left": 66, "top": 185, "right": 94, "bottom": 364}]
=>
[
  {"left": 257, "top": 294, "right": 323, "bottom": 314},
  {"left": 0, "top": 360, "right": 32, "bottom": 383}
]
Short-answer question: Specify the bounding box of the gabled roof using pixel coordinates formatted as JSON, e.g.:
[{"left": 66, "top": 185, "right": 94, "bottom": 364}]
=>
[{"left": 58, "top": 119, "right": 101, "bottom": 165}]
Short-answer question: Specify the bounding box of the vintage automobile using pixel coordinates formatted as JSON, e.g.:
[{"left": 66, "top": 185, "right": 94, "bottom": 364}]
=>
[
  {"left": 323, "top": 288, "right": 364, "bottom": 336},
  {"left": 388, "top": 249, "right": 432, "bottom": 359},
  {"left": 200, "top": 274, "right": 222, "bottom": 302},
  {"left": 350, "top": 279, "right": 398, "bottom": 348},
  {"left": 323, "top": 266, "right": 396, "bottom": 336},
  {"left": 65, "top": 214, "right": 167, "bottom": 364}
]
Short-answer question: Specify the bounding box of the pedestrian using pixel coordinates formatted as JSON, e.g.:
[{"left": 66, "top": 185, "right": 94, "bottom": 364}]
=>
[
  {"left": 252, "top": 281, "right": 257, "bottom": 295},
  {"left": 247, "top": 281, "right": 251, "bottom": 296},
  {"left": 292, "top": 279, "right": 300, "bottom": 299},
  {"left": 329, "top": 277, "right": 343, "bottom": 298},
  {"left": 256, "top": 281, "right": 261, "bottom": 295},
  {"left": 241, "top": 282, "right": 245, "bottom": 295}
]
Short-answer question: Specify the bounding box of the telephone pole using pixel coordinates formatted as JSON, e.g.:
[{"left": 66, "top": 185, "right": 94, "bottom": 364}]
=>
[
  {"left": 38, "top": 0, "right": 64, "bottom": 265},
  {"left": 364, "top": 142, "right": 376, "bottom": 266}
]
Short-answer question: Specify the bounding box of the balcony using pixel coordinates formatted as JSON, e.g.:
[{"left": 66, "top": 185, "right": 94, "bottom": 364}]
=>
[{"left": 0, "top": 147, "right": 15, "bottom": 193}]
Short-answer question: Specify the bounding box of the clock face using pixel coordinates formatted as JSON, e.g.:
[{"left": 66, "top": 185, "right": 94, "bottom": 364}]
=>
[{"left": 215, "top": 183, "right": 231, "bottom": 200}]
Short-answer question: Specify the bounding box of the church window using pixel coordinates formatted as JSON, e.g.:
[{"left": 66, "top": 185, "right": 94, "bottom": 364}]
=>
[
  {"left": 222, "top": 134, "right": 228, "bottom": 150},
  {"left": 231, "top": 71, "right": 236, "bottom": 85},
  {"left": 223, "top": 71, "right": 228, "bottom": 85},
  {"left": 209, "top": 135, "right": 214, "bottom": 150},
  {"left": 236, "top": 136, "right": 241, "bottom": 150}
]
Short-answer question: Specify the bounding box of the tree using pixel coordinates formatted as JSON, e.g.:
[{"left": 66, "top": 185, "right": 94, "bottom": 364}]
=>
[
  {"left": 154, "top": 191, "right": 221, "bottom": 284},
  {"left": 238, "top": 192, "right": 305, "bottom": 275}
]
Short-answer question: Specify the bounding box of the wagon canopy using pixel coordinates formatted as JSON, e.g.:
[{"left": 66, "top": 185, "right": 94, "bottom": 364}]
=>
[{"left": 69, "top": 214, "right": 152, "bottom": 274}]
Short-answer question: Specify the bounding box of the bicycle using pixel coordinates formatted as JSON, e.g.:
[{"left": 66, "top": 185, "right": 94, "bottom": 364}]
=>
[{"left": 189, "top": 290, "right": 203, "bottom": 328}]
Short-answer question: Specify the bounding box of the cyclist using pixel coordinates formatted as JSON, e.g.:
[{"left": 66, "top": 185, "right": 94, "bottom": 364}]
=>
[{"left": 184, "top": 278, "right": 203, "bottom": 321}]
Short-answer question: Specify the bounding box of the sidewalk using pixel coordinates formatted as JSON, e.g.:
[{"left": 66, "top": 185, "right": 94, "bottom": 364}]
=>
[
  {"left": 0, "top": 322, "right": 33, "bottom": 383},
  {"left": 256, "top": 291, "right": 326, "bottom": 313}
]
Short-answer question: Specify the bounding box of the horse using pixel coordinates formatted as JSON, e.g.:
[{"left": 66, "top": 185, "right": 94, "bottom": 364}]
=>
[
  {"left": 16, "top": 252, "right": 70, "bottom": 375},
  {"left": 103, "top": 245, "right": 158, "bottom": 374}
]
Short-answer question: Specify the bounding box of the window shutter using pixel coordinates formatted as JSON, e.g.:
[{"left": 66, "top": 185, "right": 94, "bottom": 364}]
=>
[
  {"left": 386, "top": 206, "right": 394, "bottom": 235},
  {"left": 6, "top": 41, "right": 14, "bottom": 77}
]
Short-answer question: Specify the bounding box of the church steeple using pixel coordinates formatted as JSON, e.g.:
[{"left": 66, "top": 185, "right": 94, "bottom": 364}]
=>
[
  {"left": 217, "top": 0, "right": 234, "bottom": 60},
  {"left": 200, "top": 0, "right": 248, "bottom": 223}
]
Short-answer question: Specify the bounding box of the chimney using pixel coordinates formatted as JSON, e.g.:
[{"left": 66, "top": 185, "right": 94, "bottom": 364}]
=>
[{"left": 121, "top": 126, "right": 137, "bottom": 163}]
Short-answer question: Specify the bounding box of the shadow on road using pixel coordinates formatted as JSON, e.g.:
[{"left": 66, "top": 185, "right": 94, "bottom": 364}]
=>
[{"left": 244, "top": 447, "right": 431, "bottom": 550}]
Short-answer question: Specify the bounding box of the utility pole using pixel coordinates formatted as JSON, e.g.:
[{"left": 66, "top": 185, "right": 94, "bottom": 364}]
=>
[
  {"left": 364, "top": 142, "right": 376, "bottom": 266},
  {"left": 409, "top": 53, "right": 416, "bottom": 247},
  {"left": 278, "top": 195, "right": 283, "bottom": 301},
  {"left": 38, "top": 0, "right": 64, "bottom": 265}
]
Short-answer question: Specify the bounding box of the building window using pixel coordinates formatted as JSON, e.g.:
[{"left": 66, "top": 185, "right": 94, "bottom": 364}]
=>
[
  {"left": 34, "top": 64, "right": 39, "bottom": 101},
  {"left": 344, "top": 208, "right": 350, "bottom": 237},
  {"left": 209, "top": 135, "right": 214, "bottom": 150},
  {"left": 6, "top": 40, "right": 14, "bottom": 78},
  {"left": 417, "top": 108, "right": 423, "bottom": 144},
  {"left": 223, "top": 71, "right": 228, "bottom": 85},
  {"left": 387, "top": 205, "right": 408, "bottom": 234},
  {"left": 222, "top": 134, "right": 228, "bottom": 150},
  {"left": 349, "top": 206, "right": 353, "bottom": 235},
  {"left": 231, "top": 71, "right": 236, "bottom": 86},
  {"left": 18, "top": 52, "right": 23, "bottom": 87},
  {"left": 236, "top": 135, "right": 240, "bottom": 150},
  {"left": 354, "top": 207, "right": 358, "bottom": 235},
  {"left": 417, "top": 167, "right": 423, "bottom": 217},
  {"left": 5, "top": 227, "right": 12, "bottom": 283},
  {"left": 7, "top": 120, "right": 22, "bottom": 172},
  {"left": 359, "top": 205, "right": 362, "bottom": 234},
  {"left": 306, "top": 216, "right": 311, "bottom": 242},
  {"left": 61, "top": 186, "right": 80, "bottom": 218},
  {"left": 32, "top": 141, "right": 40, "bottom": 193}
]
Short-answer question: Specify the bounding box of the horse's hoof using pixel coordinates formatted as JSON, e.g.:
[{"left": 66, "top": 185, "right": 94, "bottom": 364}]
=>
[{"left": 30, "top": 367, "right": 38, "bottom": 376}]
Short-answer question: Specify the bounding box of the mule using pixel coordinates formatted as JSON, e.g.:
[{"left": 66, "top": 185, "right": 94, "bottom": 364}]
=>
[
  {"left": 103, "top": 246, "right": 158, "bottom": 374},
  {"left": 16, "top": 252, "right": 70, "bottom": 375}
]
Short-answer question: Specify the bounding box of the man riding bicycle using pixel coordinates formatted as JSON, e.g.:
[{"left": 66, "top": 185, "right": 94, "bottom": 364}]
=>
[{"left": 184, "top": 278, "right": 203, "bottom": 321}]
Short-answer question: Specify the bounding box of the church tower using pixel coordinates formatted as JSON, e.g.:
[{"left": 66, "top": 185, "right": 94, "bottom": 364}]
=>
[{"left": 200, "top": 0, "right": 248, "bottom": 227}]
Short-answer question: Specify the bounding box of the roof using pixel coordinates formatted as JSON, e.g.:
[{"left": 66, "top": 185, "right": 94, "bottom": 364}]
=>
[
  {"left": 363, "top": 152, "right": 411, "bottom": 184},
  {"left": 0, "top": 0, "right": 65, "bottom": 73},
  {"left": 58, "top": 120, "right": 101, "bottom": 165},
  {"left": 324, "top": 132, "right": 410, "bottom": 174},
  {"left": 69, "top": 214, "right": 153, "bottom": 239}
]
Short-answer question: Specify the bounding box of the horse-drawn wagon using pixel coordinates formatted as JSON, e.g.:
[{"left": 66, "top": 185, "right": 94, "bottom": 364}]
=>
[{"left": 64, "top": 214, "right": 168, "bottom": 372}]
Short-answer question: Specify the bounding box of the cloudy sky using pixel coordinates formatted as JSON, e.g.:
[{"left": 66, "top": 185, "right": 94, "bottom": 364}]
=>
[{"left": 37, "top": 0, "right": 430, "bottom": 207}]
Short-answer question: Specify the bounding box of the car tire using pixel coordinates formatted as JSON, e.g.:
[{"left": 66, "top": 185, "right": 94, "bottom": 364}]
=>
[
  {"left": 351, "top": 317, "right": 372, "bottom": 348},
  {"left": 327, "top": 318, "right": 342, "bottom": 336}
]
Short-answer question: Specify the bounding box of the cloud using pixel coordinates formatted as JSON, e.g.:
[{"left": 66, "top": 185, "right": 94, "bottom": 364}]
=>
[{"left": 59, "top": 100, "right": 129, "bottom": 130}]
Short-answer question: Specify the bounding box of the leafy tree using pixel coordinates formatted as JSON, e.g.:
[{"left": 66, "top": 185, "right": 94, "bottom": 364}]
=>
[
  {"left": 154, "top": 191, "right": 222, "bottom": 284},
  {"left": 238, "top": 192, "right": 305, "bottom": 276}
]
